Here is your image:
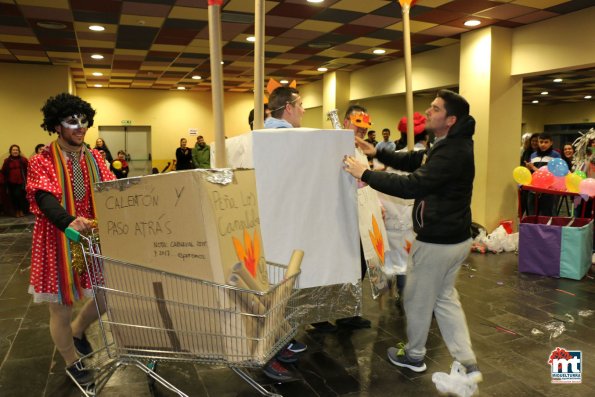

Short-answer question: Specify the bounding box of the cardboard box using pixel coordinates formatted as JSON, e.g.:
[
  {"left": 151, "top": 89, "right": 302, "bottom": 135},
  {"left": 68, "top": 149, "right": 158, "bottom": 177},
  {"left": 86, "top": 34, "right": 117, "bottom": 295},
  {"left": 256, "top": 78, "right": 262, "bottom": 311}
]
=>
[{"left": 94, "top": 169, "right": 269, "bottom": 292}]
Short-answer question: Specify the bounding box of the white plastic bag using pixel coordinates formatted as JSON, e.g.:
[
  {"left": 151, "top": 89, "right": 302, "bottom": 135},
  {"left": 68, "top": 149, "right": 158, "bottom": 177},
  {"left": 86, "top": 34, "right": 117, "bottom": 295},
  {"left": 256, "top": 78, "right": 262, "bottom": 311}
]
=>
[{"left": 432, "top": 361, "right": 478, "bottom": 397}]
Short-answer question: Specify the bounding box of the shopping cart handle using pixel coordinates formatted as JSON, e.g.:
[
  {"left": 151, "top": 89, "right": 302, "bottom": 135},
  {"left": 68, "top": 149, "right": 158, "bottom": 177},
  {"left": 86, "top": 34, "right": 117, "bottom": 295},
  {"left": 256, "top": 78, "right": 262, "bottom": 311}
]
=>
[{"left": 65, "top": 227, "right": 81, "bottom": 243}]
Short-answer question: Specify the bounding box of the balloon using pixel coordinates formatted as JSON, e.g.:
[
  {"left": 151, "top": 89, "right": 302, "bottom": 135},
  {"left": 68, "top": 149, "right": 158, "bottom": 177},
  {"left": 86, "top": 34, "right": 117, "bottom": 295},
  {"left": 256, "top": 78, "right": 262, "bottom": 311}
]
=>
[
  {"left": 531, "top": 169, "right": 554, "bottom": 188},
  {"left": 574, "top": 170, "right": 587, "bottom": 179},
  {"left": 579, "top": 178, "right": 595, "bottom": 196},
  {"left": 112, "top": 160, "right": 122, "bottom": 170},
  {"left": 565, "top": 173, "right": 581, "bottom": 193},
  {"left": 512, "top": 166, "right": 532, "bottom": 185},
  {"left": 539, "top": 165, "right": 549, "bottom": 171},
  {"left": 547, "top": 158, "right": 569, "bottom": 177},
  {"left": 550, "top": 176, "right": 567, "bottom": 191}
]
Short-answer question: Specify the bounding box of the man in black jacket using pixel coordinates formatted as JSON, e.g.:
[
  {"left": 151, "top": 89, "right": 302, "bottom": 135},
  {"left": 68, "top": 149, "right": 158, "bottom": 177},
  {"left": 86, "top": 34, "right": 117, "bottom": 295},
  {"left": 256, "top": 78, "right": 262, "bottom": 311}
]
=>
[{"left": 343, "top": 90, "right": 482, "bottom": 386}]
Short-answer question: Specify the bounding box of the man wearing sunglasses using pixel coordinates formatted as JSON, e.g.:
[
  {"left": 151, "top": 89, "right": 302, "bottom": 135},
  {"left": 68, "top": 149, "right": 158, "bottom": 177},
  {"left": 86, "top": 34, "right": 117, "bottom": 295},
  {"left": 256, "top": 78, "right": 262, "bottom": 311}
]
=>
[{"left": 26, "top": 93, "right": 115, "bottom": 386}]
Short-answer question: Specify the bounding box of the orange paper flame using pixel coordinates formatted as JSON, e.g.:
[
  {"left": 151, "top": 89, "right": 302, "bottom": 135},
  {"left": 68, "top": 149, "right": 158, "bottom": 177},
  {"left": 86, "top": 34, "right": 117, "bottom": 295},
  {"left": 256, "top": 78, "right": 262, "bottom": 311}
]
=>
[
  {"left": 404, "top": 239, "right": 412, "bottom": 254},
  {"left": 232, "top": 229, "right": 261, "bottom": 277},
  {"left": 368, "top": 215, "right": 385, "bottom": 265}
]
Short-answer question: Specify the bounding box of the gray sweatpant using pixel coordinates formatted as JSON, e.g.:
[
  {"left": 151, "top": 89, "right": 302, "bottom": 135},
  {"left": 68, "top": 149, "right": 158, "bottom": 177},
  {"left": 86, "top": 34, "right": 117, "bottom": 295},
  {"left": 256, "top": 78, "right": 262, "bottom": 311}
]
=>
[{"left": 403, "top": 238, "right": 477, "bottom": 365}]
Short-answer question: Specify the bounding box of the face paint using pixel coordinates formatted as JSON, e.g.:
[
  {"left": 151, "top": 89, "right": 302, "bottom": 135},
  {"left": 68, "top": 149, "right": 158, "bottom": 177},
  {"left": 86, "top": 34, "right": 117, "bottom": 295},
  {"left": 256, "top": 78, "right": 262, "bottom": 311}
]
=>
[{"left": 60, "top": 114, "right": 89, "bottom": 130}]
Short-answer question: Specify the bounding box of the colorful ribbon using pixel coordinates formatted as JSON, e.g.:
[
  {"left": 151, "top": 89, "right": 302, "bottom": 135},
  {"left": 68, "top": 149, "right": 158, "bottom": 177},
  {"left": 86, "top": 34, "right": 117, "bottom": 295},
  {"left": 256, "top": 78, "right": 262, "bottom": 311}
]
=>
[{"left": 51, "top": 142, "right": 100, "bottom": 305}]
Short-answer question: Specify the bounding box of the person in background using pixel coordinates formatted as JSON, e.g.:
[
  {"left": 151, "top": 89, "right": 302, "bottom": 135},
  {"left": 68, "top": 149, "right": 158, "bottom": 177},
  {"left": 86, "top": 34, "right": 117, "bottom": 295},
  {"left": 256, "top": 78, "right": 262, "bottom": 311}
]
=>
[
  {"left": 248, "top": 104, "right": 270, "bottom": 130},
  {"left": 343, "top": 89, "right": 482, "bottom": 387},
  {"left": 2, "top": 144, "right": 29, "bottom": 217},
  {"left": 526, "top": 132, "right": 561, "bottom": 215},
  {"left": 111, "top": 150, "right": 129, "bottom": 179},
  {"left": 99, "top": 150, "right": 111, "bottom": 170},
  {"left": 365, "top": 130, "right": 378, "bottom": 147},
  {"left": 520, "top": 133, "right": 539, "bottom": 166},
  {"left": 27, "top": 93, "right": 115, "bottom": 386},
  {"left": 175, "top": 138, "right": 193, "bottom": 170},
  {"left": 192, "top": 135, "right": 210, "bottom": 169},
  {"left": 94, "top": 138, "right": 113, "bottom": 164},
  {"left": 35, "top": 144, "right": 45, "bottom": 155},
  {"left": 375, "top": 113, "right": 428, "bottom": 309},
  {"left": 562, "top": 143, "right": 575, "bottom": 171},
  {"left": 365, "top": 130, "right": 378, "bottom": 166},
  {"left": 376, "top": 128, "right": 396, "bottom": 153}
]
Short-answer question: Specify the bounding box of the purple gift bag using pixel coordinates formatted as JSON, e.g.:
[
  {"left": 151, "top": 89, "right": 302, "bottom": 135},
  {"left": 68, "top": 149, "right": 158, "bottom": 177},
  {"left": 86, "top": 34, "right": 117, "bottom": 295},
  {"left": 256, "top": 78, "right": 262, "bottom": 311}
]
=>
[{"left": 518, "top": 216, "right": 593, "bottom": 279}]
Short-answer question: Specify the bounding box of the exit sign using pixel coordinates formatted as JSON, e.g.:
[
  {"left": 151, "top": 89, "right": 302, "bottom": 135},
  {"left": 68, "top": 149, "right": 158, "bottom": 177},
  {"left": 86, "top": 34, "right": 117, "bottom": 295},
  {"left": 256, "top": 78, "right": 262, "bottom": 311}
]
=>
[{"left": 121, "top": 120, "right": 132, "bottom": 125}]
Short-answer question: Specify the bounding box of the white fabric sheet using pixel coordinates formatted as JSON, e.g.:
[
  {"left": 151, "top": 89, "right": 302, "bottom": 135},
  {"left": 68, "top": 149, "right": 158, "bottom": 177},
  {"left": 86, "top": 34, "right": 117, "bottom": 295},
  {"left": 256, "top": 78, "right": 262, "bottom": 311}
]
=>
[{"left": 250, "top": 129, "right": 361, "bottom": 288}]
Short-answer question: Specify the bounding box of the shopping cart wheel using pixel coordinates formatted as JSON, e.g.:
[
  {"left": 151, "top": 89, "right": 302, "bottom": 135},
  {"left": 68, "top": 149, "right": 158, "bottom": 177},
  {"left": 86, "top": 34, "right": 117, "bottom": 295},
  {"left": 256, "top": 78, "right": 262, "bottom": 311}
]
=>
[{"left": 146, "top": 360, "right": 158, "bottom": 396}]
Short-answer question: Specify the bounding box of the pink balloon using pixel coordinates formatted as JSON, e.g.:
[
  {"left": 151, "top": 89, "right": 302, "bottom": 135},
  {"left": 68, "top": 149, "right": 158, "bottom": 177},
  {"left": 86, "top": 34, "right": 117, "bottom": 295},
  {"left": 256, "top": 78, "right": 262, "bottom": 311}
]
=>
[
  {"left": 531, "top": 169, "right": 555, "bottom": 188},
  {"left": 550, "top": 176, "right": 567, "bottom": 191},
  {"left": 579, "top": 178, "right": 595, "bottom": 196},
  {"left": 539, "top": 165, "right": 549, "bottom": 171}
]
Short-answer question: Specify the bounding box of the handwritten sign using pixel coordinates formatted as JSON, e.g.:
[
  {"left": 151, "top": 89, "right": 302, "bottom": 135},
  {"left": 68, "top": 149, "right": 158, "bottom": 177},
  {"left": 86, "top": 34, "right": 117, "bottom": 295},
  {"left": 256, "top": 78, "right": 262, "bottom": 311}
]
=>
[{"left": 94, "top": 169, "right": 268, "bottom": 290}]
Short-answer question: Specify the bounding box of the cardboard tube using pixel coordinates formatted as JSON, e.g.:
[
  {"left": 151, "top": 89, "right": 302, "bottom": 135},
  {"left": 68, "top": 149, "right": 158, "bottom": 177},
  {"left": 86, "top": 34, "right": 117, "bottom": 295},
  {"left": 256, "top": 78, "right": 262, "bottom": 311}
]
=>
[
  {"left": 401, "top": 3, "right": 415, "bottom": 151},
  {"left": 284, "top": 249, "right": 304, "bottom": 280},
  {"left": 253, "top": 0, "right": 265, "bottom": 130},
  {"left": 208, "top": 2, "right": 226, "bottom": 167},
  {"left": 227, "top": 273, "right": 267, "bottom": 315},
  {"left": 231, "top": 262, "right": 263, "bottom": 291}
]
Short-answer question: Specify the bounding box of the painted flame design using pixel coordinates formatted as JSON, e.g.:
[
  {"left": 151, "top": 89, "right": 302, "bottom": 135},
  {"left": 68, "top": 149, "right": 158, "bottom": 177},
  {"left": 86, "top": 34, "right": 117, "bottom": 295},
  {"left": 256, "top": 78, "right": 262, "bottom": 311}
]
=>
[
  {"left": 232, "top": 229, "right": 261, "bottom": 277},
  {"left": 369, "top": 215, "right": 385, "bottom": 265}
]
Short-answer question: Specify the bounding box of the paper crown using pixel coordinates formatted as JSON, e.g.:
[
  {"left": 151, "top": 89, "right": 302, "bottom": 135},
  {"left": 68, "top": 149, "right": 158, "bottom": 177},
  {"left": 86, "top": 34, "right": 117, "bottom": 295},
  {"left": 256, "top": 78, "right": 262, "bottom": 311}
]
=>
[
  {"left": 264, "top": 78, "right": 297, "bottom": 104},
  {"left": 398, "top": 112, "right": 426, "bottom": 135}
]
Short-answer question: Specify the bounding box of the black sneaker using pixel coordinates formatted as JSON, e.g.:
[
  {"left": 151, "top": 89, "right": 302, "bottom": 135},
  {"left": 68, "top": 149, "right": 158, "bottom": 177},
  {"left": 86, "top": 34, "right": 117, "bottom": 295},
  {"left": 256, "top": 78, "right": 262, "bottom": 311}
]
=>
[
  {"left": 66, "top": 362, "right": 94, "bottom": 386},
  {"left": 73, "top": 333, "right": 93, "bottom": 356},
  {"left": 262, "top": 359, "right": 296, "bottom": 382},
  {"left": 276, "top": 347, "right": 298, "bottom": 364},
  {"left": 464, "top": 363, "right": 483, "bottom": 383},
  {"left": 387, "top": 343, "right": 427, "bottom": 372},
  {"left": 287, "top": 339, "right": 307, "bottom": 353},
  {"left": 336, "top": 316, "right": 371, "bottom": 329},
  {"left": 309, "top": 321, "right": 337, "bottom": 333}
]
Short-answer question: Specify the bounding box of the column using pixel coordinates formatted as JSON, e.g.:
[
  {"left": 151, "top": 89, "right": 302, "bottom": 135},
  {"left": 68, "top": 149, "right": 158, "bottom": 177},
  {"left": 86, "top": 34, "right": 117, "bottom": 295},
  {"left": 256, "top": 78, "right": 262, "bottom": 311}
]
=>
[{"left": 459, "top": 27, "right": 523, "bottom": 231}]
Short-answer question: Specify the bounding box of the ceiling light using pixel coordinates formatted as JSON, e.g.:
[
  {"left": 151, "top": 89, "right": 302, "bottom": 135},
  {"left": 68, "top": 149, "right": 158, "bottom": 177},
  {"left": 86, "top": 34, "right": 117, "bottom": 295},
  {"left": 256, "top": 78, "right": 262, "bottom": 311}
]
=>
[
  {"left": 280, "top": 79, "right": 289, "bottom": 84},
  {"left": 540, "top": 91, "right": 548, "bottom": 95},
  {"left": 89, "top": 25, "right": 105, "bottom": 31},
  {"left": 92, "top": 72, "right": 103, "bottom": 77},
  {"left": 192, "top": 75, "right": 202, "bottom": 80},
  {"left": 246, "top": 36, "right": 256, "bottom": 42},
  {"left": 177, "top": 86, "right": 186, "bottom": 90},
  {"left": 36, "top": 21, "right": 67, "bottom": 30},
  {"left": 91, "top": 54, "right": 104, "bottom": 60},
  {"left": 532, "top": 100, "right": 539, "bottom": 104},
  {"left": 373, "top": 49, "right": 386, "bottom": 55},
  {"left": 317, "top": 67, "right": 328, "bottom": 72},
  {"left": 585, "top": 95, "right": 592, "bottom": 99},
  {"left": 464, "top": 20, "right": 481, "bottom": 27},
  {"left": 307, "top": 0, "right": 324, "bottom": 3},
  {"left": 94, "top": 84, "right": 102, "bottom": 88},
  {"left": 553, "top": 78, "right": 563, "bottom": 83}
]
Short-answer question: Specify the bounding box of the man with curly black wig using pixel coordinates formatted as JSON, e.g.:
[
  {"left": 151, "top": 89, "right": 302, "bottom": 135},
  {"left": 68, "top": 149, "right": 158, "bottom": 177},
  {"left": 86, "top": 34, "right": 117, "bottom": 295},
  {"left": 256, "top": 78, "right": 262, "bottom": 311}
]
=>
[{"left": 26, "top": 93, "right": 115, "bottom": 386}]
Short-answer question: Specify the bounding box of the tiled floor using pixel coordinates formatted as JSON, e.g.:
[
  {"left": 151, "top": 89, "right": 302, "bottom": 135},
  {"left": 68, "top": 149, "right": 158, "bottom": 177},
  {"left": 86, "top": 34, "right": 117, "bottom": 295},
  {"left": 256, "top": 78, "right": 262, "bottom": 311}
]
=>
[{"left": 0, "top": 214, "right": 593, "bottom": 396}]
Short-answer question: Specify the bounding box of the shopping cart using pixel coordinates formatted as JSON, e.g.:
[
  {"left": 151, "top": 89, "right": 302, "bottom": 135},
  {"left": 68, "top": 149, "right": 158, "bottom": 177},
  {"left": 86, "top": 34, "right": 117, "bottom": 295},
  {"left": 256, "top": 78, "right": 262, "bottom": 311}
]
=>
[{"left": 66, "top": 228, "right": 301, "bottom": 397}]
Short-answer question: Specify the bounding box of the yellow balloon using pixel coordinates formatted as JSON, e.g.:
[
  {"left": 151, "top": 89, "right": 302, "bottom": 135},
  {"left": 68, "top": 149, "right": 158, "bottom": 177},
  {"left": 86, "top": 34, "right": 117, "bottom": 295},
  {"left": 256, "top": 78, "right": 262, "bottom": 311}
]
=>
[
  {"left": 512, "top": 166, "right": 532, "bottom": 185},
  {"left": 565, "top": 173, "right": 581, "bottom": 193},
  {"left": 112, "top": 160, "right": 122, "bottom": 170}
]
